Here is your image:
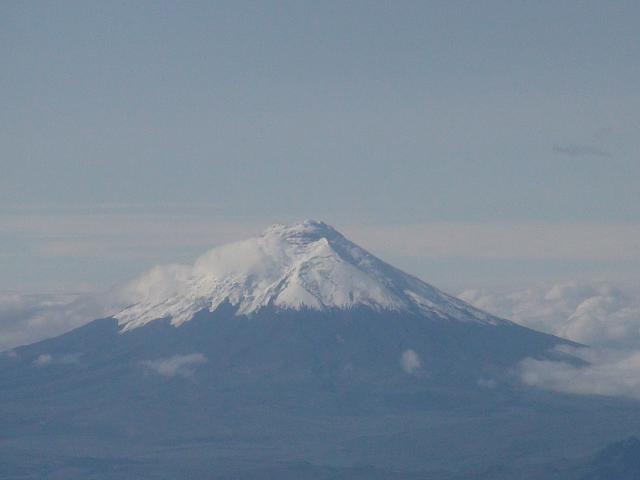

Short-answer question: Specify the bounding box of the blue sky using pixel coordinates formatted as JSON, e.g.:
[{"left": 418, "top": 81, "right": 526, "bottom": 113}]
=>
[{"left": 1, "top": 1, "right": 639, "bottom": 292}]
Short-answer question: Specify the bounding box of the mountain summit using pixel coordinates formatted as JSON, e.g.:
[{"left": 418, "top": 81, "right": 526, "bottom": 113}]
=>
[{"left": 116, "top": 220, "right": 504, "bottom": 331}]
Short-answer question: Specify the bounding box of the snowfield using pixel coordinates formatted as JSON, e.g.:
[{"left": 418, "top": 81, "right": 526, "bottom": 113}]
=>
[{"left": 116, "top": 220, "right": 506, "bottom": 331}]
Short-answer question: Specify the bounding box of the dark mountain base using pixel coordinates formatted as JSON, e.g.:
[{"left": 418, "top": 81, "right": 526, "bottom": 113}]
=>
[{"left": 2, "top": 307, "right": 640, "bottom": 479}]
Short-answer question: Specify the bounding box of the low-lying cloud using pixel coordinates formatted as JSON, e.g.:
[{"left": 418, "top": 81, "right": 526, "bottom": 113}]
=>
[
  {"left": 401, "top": 349, "right": 422, "bottom": 374},
  {"left": 33, "top": 352, "right": 81, "bottom": 367},
  {"left": 460, "top": 282, "right": 640, "bottom": 399},
  {"left": 0, "top": 292, "right": 123, "bottom": 351},
  {"left": 520, "top": 346, "right": 640, "bottom": 399},
  {"left": 141, "top": 353, "right": 207, "bottom": 378},
  {"left": 459, "top": 281, "right": 640, "bottom": 349}
]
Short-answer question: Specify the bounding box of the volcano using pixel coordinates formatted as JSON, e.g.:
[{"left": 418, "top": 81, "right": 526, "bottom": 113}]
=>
[{"left": 3, "top": 221, "right": 640, "bottom": 479}]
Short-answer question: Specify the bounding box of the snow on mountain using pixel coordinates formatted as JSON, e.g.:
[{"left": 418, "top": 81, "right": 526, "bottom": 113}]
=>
[{"left": 115, "top": 220, "right": 507, "bottom": 331}]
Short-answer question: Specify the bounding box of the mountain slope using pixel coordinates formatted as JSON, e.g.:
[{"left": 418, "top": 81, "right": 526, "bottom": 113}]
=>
[{"left": 579, "top": 436, "right": 640, "bottom": 480}]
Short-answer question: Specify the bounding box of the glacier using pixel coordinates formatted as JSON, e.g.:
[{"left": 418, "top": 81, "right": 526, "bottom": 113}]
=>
[{"left": 115, "top": 220, "right": 505, "bottom": 331}]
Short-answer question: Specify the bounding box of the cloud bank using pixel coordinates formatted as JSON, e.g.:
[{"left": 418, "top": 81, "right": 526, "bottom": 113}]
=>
[
  {"left": 0, "top": 292, "right": 122, "bottom": 351},
  {"left": 460, "top": 282, "right": 640, "bottom": 399},
  {"left": 0, "top": 275, "right": 178, "bottom": 350},
  {"left": 520, "top": 346, "right": 640, "bottom": 399},
  {"left": 459, "top": 281, "right": 640, "bottom": 349}
]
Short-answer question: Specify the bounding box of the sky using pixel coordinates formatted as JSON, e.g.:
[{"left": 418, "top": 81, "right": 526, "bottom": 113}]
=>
[{"left": 2, "top": 0, "right": 640, "bottom": 294}]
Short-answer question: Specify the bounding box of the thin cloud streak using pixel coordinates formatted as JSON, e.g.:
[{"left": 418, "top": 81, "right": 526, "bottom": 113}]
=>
[
  {"left": 552, "top": 144, "right": 612, "bottom": 158},
  {"left": 347, "top": 223, "right": 640, "bottom": 261},
  {"left": 3, "top": 213, "right": 640, "bottom": 262}
]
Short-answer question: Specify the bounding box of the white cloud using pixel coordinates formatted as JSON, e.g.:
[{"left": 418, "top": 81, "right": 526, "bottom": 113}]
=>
[
  {"left": 33, "top": 353, "right": 52, "bottom": 366},
  {"left": 520, "top": 346, "right": 640, "bottom": 399},
  {"left": 141, "top": 353, "right": 207, "bottom": 378},
  {"left": 458, "top": 281, "right": 640, "bottom": 349},
  {"left": 118, "top": 264, "right": 193, "bottom": 306},
  {"left": 0, "top": 291, "right": 125, "bottom": 350},
  {"left": 33, "top": 352, "right": 80, "bottom": 367},
  {"left": 401, "top": 349, "right": 422, "bottom": 374},
  {"left": 459, "top": 281, "right": 640, "bottom": 399}
]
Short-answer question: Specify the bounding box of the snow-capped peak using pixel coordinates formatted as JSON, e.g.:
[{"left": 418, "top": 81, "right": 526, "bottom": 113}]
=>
[{"left": 115, "top": 220, "right": 505, "bottom": 331}]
